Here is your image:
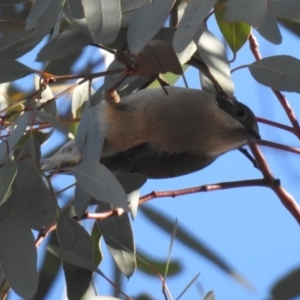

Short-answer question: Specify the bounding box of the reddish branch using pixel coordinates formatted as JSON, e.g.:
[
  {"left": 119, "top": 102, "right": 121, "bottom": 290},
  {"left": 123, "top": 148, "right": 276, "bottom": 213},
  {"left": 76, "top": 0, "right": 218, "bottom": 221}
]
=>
[
  {"left": 248, "top": 32, "right": 300, "bottom": 225},
  {"left": 257, "top": 117, "right": 294, "bottom": 134}
]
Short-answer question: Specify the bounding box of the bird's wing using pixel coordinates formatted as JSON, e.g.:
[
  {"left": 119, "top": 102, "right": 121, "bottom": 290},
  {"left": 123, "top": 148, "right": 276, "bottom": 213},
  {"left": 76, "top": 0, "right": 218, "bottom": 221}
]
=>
[{"left": 100, "top": 143, "right": 216, "bottom": 179}]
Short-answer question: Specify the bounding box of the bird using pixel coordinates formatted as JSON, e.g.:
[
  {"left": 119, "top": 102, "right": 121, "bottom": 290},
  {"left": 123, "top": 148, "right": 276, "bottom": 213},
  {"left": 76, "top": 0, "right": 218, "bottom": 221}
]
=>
[
  {"left": 42, "top": 87, "right": 260, "bottom": 178},
  {"left": 99, "top": 86, "right": 260, "bottom": 178}
]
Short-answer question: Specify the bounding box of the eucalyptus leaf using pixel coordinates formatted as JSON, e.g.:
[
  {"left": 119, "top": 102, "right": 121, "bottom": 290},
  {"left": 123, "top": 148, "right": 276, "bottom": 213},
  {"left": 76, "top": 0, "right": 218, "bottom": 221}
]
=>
[
  {"left": 121, "top": 0, "right": 150, "bottom": 13},
  {"left": 270, "top": 267, "right": 300, "bottom": 299},
  {"left": 82, "top": 0, "right": 121, "bottom": 44},
  {"left": 17, "top": 135, "right": 56, "bottom": 230},
  {"left": 255, "top": 0, "right": 282, "bottom": 44},
  {"left": 0, "top": 155, "right": 18, "bottom": 206},
  {"left": 0, "top": 57, "right": 34, "bottom": 84},
  {"left": 73, "top": 183, "right": 91, "bottom": 218},
  {"left": 0, "top": 183, "right": 38, "bottom": 299},
  {"left": 0, "top": 0, "right": 62, "bottom": 58},
  {"left": 56, "top": 214, "right": 95, "bottom": 299},
  {"left": 272, "top": 0, "right": 300, "bottom": 20},
  {"left": 89, "top": 297, "right": 123, "bottom": 300},
  {"left": 7, "top": 111, "right": 31, "bottom": 151},
  {"left": 173, "top": 0, "right": 217, "bottom": 53},
  {"left": 248, "top": 55, "right": 300, "bottom": 92},
  {"left": 72, "top": 161, "right": 128, "bottom": 210},
  {"left": 215, "top": 0, "right": 251, "bottom": 54},
  {"left": 75, "top": 101, "right": 105, "bottom": 160},
  {"left": 128, "top": 0, "right": 175, "bottom": 54},
  {"left": 204, "top": 291, "right": 216, "bottom": 300},
  {"left": 196, "top": 29, "right": 234, "bottom": 95},
  {"left": 26, "top": 0, "right": 53, "bottom": 30},
  {"left": 48, "top": 245, "right": 100, "bottom": 274},
  {"left": 37, "top": 26, "right": 92, "bottom": 62},
  {"left": 115, "top": 173, "right": 147, "bottom": 194},
  {"left": 224, "top": 0, "right": 267, "bottom": 27},
  {"left": 33, "top": 110, "right": 67, "bottom": 134},
  {"left": 96, "top": 202, "right": 136, "bottom": 278},
  {"left": 72, "top": 80, "right": 95, "bottom": 118}
]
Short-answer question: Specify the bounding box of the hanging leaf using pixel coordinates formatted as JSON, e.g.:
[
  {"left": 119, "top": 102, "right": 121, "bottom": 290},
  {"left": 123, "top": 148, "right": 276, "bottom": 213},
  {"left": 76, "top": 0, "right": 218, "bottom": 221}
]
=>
[
  {"left": 0, "top": 183, "right": 38, "bottom": 299},
  {"left": 215, "top": 0, "right": 250, "bottom": 54},
  {"left": 134, "top": 40, "right": 182, "bottom": 79},
  {"left": 82, "top": 0, "right": 121, "bottom": 44},
  {"left": 0, "top": 155, "right": 17, "bottom": 206},
  {"left": 173, "top": 0, "right": 217, "bottom": 53},
  {"left": 17, "top": 134, "right": 56, "bottom": 230},
  {"left": 37, "top": 26, "right": 92, "bottom": 62},
  {"left": 272, "top": 0, "right": 300, "bottom": 21},
  {"left": 0, "top": 57, "right": 34, "bottom": 84},
  {"left": 96, "top": 202, "right": 136, "bottom": 278},
  {"left": 248, "top": 55, "right": 300, "bottom": 93},
  {"left": 72, "top": 161, "right": 128, "bottom": 210},
  {"left": 196, "top": 29, "right": 235, "bottom": 95},
  {"left": 26, "top": 0, "right": 53, "bottom": 30},
  {"left": 56, "top": 214, "right": 95, "bottom": 299},
  {"left": 128, "top": 0, "right": 175, "bottom": 54}
]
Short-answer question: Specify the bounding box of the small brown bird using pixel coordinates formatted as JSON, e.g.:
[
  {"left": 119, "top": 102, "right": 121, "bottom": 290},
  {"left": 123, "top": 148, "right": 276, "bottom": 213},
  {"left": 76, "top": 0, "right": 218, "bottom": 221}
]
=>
[
  {"left": 42, "top": 87, "right": 260, "bottom": 178},
  {"left": 100, "top": 87, "right": 260, "bottom": 178}
]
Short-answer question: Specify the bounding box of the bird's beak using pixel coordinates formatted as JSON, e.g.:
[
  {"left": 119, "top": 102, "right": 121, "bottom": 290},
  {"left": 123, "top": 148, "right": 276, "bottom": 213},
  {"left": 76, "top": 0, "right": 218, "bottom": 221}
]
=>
[{"left": 249, "top": 129, "right": 261, "bottom": 141}]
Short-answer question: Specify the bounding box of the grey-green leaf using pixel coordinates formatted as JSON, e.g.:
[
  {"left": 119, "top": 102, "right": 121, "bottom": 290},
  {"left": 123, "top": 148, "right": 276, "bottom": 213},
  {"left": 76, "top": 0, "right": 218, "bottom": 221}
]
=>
[
  {"left": 248, "top": 55, "right": 300, "bottom": 93},
  {"left": 224, "top": 0, "right": 281, "bottom": 44},
  {"left": 73, "top": 183, "right": 91, "bottom": 218},
  {"left": 128, "top": 0, "right": 175, "bottom": 54},
  {"left": 115, "top": 173, "right": 147, "bottom": 194},
  {"left": 272, "top": 0, "right": 300, "bottom": 21},
  {"left": 196, "top": 29, "right": 234, "bottom": 95},
  {"left": 0, "top": 0, "right": 62, "bottom": 58},
  {"left": 224, "top": 0, "right": 267, "bottom": 27},
  {"left": 0, "top": 57, "right": 34, "bottom": 83},
  {"left": 0, "top": 155, "right": 18, "bottom": 206},
  {"left": 72, "top": 80, "right": 94, "bottom": 118},
  {"left": 56, "top": 214, "right": 95, "bottom": 299},
  {"left": 72, "top": 161, "right": 128, "bottom": 210},
  {"left": 48, "top": 245, "right": 100, "bottom": 273},
  {"left": 82, "top": 0, "right": 121, "bottom": 44},
  {"left": 37, "top": 26, "right": 92, "bottom": 62},
  {"left": 173, "top": 0, "right": 217, "bottom": 53},
  {"left": 26, "top": 0, "right": 53, "bottom": 30},
  {"left": 255, "top": 0, "right": 282, "bottom": 44},
  {"left": 96, "top": 202, "right": 136, "bottom": 278},
  {"left": 0, "top": 183, "right": 38, "bottom": 299},
  {"left": 204, "top": 291, "right": 216, "bottom": 300},
  {"left": 215, "top": 0, "right": 251, "bottom": 54},
  {"left": 33, "top": 110, "right": 67, "bottom": 134},
  {"left": 75, "top": 101, "right": 105, "bottom": 160},
  {"left": 4, "top": 111, "right": 32, "bottom": 155},
  {"left": 17, "top": 135, "right": 56, "bottom": 230}
]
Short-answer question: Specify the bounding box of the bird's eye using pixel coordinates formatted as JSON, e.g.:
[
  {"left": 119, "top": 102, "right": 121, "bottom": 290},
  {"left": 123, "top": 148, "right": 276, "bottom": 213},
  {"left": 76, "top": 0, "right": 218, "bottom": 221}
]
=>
[{"left": 235, "top": 108, "right": 247, "bottom": 119}]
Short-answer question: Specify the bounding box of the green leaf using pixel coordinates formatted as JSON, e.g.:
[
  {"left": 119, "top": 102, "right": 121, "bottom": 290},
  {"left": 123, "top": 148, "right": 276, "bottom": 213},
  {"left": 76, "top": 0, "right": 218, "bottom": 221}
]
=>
[
  {"left": 56, "top": 214, "right": 95, "bottom": 299},
  {"left": 0, "top": 155, "right": 18, "bottom": 206},
  {"left": 96, "top": 202, "right": 136, "bottom": 278},
  {"left": 128, "top": 0, "right": 176, "bottom": 54},
  {"left": 91, "top": 222, "right": 103, "bottom": 266},
  {"left": 248, "top": 55, "right": 300, "bottom": 92},
  {"left": 0, "top": 58, "right": 34, "bottom": 84},
  {"left": 215, "top": 0, "right": 251, "bottom": 54},
  {"left": 0, "top": 182, "right": 38, "bottom": 299},
  {"left": 136, "top": 248, "right": 182, "bottom": 277},
  {"left": 72, "top": 161, "right": 128, "bottom": 210}
]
